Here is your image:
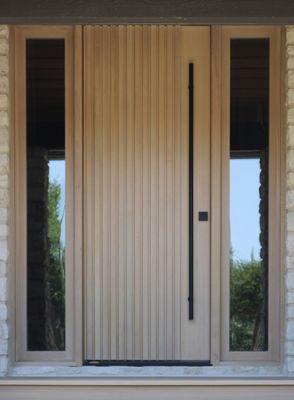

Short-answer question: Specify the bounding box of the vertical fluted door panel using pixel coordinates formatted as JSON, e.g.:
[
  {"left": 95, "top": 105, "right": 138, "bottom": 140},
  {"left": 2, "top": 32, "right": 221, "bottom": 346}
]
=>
[{"left": 84, "top": 25, "right": 210, "bottom": 361}]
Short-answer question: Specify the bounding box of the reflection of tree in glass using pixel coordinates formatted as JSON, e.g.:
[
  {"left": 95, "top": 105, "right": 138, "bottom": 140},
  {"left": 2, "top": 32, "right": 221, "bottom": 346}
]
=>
[
  {"left": 45, "top": 180, "right": 65, "bottom": 350},
  {"left": 230, "top": 247, "right": 266, "bottom": 351}
]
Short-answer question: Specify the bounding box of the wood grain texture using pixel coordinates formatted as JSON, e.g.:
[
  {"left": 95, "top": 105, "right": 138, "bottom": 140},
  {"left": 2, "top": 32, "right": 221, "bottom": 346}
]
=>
[
  {"left": 210, "top": 26, "right": 222, "bottom": 365},
  {"left": 84, "top": 25, "right": 210, "bottom": 361}
]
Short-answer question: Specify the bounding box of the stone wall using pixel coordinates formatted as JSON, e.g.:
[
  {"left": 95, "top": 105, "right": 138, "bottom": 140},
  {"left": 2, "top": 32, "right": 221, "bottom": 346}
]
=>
[
  {"left": 0, "top": 25, "right": 9, "bottom": 376},
  {"left": 0, "top": 25, "right": 294, "bottom": 376}
]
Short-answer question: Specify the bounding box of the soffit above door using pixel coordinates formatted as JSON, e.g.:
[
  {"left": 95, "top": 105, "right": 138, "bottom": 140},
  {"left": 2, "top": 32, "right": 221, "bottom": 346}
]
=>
[{"left": 1, "top": 0, "right": 294, "bottom": 24}]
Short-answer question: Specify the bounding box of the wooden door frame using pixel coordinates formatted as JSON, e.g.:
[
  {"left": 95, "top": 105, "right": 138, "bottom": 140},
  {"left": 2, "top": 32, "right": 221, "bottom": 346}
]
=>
[
  {"left": 9, "top": 23, "right": 284, "bottom": 367},
  {"left": 10, "top": 25, "right": 83, "bottom": 364},
  {"left": 210, "top": 25, "right": 284, "bottom": 364}
]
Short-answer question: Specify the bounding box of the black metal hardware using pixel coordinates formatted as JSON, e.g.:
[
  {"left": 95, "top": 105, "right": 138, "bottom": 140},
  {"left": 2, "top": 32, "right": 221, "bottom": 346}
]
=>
[
  {"left": 188, "top": 63, "right": 194, "bottom": 321},
  {"left": 198, "top": 211, "right": 208, "bottom": 221},
  {"left": 84, "top": 360, "right": 212, "bottom": 367}
]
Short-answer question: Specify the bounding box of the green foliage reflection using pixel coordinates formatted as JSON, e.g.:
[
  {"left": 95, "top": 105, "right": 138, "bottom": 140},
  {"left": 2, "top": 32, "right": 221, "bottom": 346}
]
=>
[
  {"left": 46, "top": 180, "right": 65, "bottom": 350},
  {"left": 230, "top": 250, "right": 266, "bottom": 351}
]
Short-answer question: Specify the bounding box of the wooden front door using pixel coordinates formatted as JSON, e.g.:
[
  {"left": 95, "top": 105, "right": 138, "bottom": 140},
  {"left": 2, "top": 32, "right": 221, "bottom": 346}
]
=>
[{"left": 84, "top": 26, "right": 210, "bottom": 362}]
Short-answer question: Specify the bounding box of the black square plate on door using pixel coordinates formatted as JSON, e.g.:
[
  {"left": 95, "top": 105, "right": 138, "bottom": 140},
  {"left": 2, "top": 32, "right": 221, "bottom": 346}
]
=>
[{"left": 198, "top": 211, "right": 208, "bottom": 221}]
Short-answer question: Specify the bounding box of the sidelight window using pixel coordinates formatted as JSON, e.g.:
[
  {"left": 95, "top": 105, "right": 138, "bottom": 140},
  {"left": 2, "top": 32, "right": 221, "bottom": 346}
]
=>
[
  {"left": 220, "top": 27, "right": 282, "bottom": 362},
  {"left": 14, "top": 26, "right": 82, "bottom": 362}
]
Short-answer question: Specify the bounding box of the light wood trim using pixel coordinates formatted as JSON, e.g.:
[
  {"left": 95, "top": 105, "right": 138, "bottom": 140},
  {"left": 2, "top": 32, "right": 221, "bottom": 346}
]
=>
[
  {"left": 83, "top": 24, "right": 94, "bottom": 359},
  {"left": 210, "top": 25, "right": 222, "bottom": 365},
  {"left": 180, "top": 26, "right": 211, "bottom": 360},
  {"left": 218, "top": 26, "right": 282, "bottom": 361},
  {"left": 279, "top": 26, "right": 286, "bottom": 366},
  {"left": 13, "top": 26, "right": 83, "bottom": 363},
  {"left": 8, "top": 25, "right": 16, "bottom": 367},
  {"left": 73, "top": 25, "right": 83, "bottom": 366},
  {"left": 0, "top": 378, "right": 294, "bottom": 386}
]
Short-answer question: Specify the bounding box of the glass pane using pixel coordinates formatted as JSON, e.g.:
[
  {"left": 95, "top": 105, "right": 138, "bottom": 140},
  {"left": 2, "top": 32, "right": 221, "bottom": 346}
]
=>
[
  {"left": 26, "top": 39, "right": 66, "bottom": 351},
  {"left": 229, "top": 39, "right": 269, "bottom": 351}
]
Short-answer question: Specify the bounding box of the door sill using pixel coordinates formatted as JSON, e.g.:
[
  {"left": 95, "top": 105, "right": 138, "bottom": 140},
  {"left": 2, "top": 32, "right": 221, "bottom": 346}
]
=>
[{"left": 84, "top": 360, "right": 212, "bottom": 367}]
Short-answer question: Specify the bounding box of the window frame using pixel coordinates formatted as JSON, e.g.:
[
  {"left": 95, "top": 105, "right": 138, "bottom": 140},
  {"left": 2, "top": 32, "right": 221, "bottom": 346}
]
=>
[
  {"left": 211, "top": 26, "right": 283, "bottom": 363},
  {"left": 12, "top": 26, "right": 83, "bottom": 364}
]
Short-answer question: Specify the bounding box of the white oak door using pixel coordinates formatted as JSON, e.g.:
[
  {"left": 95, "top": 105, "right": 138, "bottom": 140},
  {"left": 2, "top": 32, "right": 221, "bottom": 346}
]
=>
[{"left": 84, "top": 25, "right": 210, "bottom": 361}]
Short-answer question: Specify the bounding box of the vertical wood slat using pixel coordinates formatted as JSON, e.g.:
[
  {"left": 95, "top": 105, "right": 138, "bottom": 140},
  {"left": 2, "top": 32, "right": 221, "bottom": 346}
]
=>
[
  {"left": 166, "top": 25, "right": 175, "bottom": 359},
  {"left": 84, "top": 25, "right": 210, "bottom": 361},
  {"left": 118, "top": 25, "right": 127, "bottom": 360},
  {"left": 174, "top": 26, "right": 182, "bottom": 360},
  {"left": 84, "top": 25, "right": 94, "bottom": 358},
  {"left": 126, "top": 25, "right": 135, "bottom": 359},
  {"left": 110, "top": 26, "right": 119, "bottom": 359},
  {"left": 142, "top": 25, "right": 151, "bottom": 360},
  {"left": 101, "top": 26, "right": 110, "bottom": 358},
  {"left": 158, "top": 25, "right": 167, "bottom": 360},
  {"left": 93, "top": 25, "right": 103, "bottom": 358},
  {"left": 149, "top": 25, "right": 159, "bottom": 360},
  {"left": 134, "top": 25, "right": 143, "bottom": 359}
]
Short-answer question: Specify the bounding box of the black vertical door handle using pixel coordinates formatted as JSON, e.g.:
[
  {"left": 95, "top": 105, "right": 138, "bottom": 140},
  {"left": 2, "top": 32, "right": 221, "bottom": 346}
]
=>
[{"left": 188, "top": 63, "right": 194, "bottom": 321}]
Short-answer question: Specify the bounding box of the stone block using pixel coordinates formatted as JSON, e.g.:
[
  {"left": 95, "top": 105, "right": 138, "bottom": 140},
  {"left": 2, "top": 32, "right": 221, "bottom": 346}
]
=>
[
  {"left": 0, "top": 303, "right": 7, "bottom": 321},
  {"left": 0, "top": 175, "right": 9, "bottom": 189},
  {"left": 286, "top": 271, "right": 294, "bottom": 290},
  {"left": 287, "top": 56, "right": 294, "bottom": 70},
  {"left": 287, "top": 125, "right": 294, "bottom": 147},
  {"left": 286, "top": 319, "right": 294, "bottom": 340},
  {"left": 287, "top": 211, "right": 294, "bottom": 232},
  {"left": 287, "top": 70, "right": 294, "bottom": 89},
  {"left": 0, "top": 56, "right": 8, "bottom": 76},
  {"left": 0, "top": 94, "right": 7, "bottom": 110},
  {"left": 288, "top": 45, "right": 294, "bottom": 56},
  {"left": 286, "top": 233, "right": 294, "bottom": 257},
  {"left": 0, "top": 338, "right": 7, "bottom": 355},
  {"left": 287, "top": 290, "right": 294, "bottom": 305},
  {"left": 0, "top": 208, "right": 8, "bottom": 223},
  {"left": 0, "top": 356, "right": 8, "bottom": 375},
  {"left": 285, "top": 340, "right": 294, "bottom": 356},
  {"left": 288, "top": 304, "right": 294, "bottom": 319},
  {"left": 287, "top": 190, "right": 294, "bottom": 210},
  {"left": 0, "top": 27, "right": 8, "bottom": 39},
  {"left": 0, "top": 188, "right": 8, "bottom": 208},
  {"left": 0, "top": 40, "right": 8, "bottom": 57},
  {"left": 287, "top": 172, "right": 294, "bottom": 189},
  {"left": 0, "top": 322, "right": 8, "bottom": 340},
  {"left": 287, "top": 29, "right": 294, "bottom": 45},
  {"left": 0, "top": 76, "right": 8, "bottom": 94},
  {"left": 287, "top": 90, "right": 294, "bottom": 107},
  {"left": 0, "top": 277, "right": 6, "bottom": 301},
  {"left": 287, "top": 108, "right": 294, "bottom": 125},
  {"left": 0, "top": 240, "right": 8, "bottom": 262},
  {"left": 0, "top": 224, "right": 8, "bottom": 238},
  {"left": 0, "top": 111, "right": 8, "bottom": 127}
]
